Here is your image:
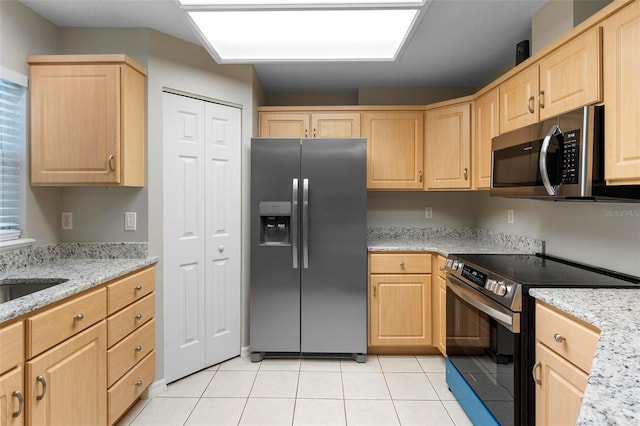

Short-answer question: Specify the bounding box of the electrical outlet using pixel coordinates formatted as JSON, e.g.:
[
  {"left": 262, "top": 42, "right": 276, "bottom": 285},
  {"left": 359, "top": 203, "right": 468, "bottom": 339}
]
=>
[
  {"left": 507, "top": 209, "right": 515, "bottom": 224},
  {"left": 61, "top": 212, "right": 73, "bottom": 230},
  {"left": 124, "top": 212, "right": 137, "bottom": 231},
  {"left": 425, "top": 207, "right": 433, "bottom": 219}
]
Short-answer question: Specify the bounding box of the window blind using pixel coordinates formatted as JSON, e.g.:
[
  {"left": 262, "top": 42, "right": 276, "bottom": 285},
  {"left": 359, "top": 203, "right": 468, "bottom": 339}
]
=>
[{"left": 0, "top": 77, "right": 26, "bottom": 242}]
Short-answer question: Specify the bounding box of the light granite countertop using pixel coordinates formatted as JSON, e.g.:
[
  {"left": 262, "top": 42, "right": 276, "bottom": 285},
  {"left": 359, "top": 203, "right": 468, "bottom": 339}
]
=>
[
  {"left": 368, "top": 227, "right": 544, "bottom": 255},
  {"left": 0, "top": 243, "right": 158, "bottom": 324},
  {"left": 530, "top": 288, "right": 640, "bottom": 425}
]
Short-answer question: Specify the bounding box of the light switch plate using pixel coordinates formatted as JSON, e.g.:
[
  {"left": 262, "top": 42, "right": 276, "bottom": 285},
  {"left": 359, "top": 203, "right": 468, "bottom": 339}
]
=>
[
  {"left": 507, "top": 209, "right": 515, "bottom": 224},
  {"left": 425, "top": 207, "right": 433, "bottom": 219},
  {"left": 124, "top": 212, "right": 137, "bottom": 231},
  {"left": 61, "top": 212, "right": 73, "bottom": 230}
]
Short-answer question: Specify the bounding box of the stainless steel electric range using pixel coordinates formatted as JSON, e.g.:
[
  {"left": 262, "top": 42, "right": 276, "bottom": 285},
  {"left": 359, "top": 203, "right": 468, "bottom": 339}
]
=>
[{"left": 444, "top": 253, "right": 640, "bottom": 426}]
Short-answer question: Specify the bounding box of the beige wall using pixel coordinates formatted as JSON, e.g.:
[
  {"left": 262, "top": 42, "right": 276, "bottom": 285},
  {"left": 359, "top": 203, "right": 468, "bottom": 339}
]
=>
[
  {"left": 532, "top": 0, "right": 574, "bottom": 54},
  {"left": 0, "top": 0, "right": 61, "bottom": 245}
]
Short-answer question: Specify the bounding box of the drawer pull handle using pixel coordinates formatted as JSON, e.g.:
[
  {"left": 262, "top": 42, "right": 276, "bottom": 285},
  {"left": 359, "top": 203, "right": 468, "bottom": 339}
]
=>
[
  {"left": 12, "top": 390, "right": 24, "bottom": 418},
  {"left": 532, "top": 361, "right": 542, "bottom": 385},
  {"left": 74, "top": 313, "right": 84, "bottom": 322},
  {"left": 135, "top": 345, "right": 143, "bottom": 352},
  {"left": 36, "top": 376, "right": 47, "bottom": 400},
  {"left": 553, "top": 333, "right": 566, "bottom": 343},
  {"left": 135, "top": 314, "right": 143, "bottom": 321},
  {"left": 400, "top": 262, "right": 405, "bottom": 268},
  {"left": 135, "top": 380, "right": 143, "bottom": 387},
  {"left": 134, "top": 285, "right": 143, "bottom": 291}
]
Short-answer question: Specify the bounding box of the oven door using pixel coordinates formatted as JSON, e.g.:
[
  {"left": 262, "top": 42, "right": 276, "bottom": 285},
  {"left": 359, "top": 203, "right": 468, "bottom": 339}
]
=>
[{"left": 446, "top": 274, "right": 521, "bottom": 426}]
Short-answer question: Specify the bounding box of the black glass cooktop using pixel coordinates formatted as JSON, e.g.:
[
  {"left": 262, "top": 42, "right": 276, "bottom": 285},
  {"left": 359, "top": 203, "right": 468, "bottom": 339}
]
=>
[{"left": 451, "top": 254, "right": 640, "bottom": 287}]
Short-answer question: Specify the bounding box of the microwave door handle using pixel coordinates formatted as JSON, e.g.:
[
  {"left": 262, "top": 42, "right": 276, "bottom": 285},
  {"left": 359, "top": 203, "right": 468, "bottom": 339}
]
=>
[{"left": 539, "top": 124, "right": 561, "bottom": 196}]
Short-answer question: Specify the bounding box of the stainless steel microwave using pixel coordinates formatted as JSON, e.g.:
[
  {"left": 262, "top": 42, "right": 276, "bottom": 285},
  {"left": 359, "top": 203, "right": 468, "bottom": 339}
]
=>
[{"left": 490, "top": 105, "right": 640, "bottom": 202}]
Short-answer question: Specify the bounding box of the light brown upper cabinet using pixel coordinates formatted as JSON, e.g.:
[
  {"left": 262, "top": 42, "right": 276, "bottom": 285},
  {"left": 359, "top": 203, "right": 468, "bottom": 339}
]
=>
[
  {"left": 474, "top": 88, "right": 500, "bottom": 189},
  {"left": 28, "top": 55, "right": 146, "bottom": 186},
  {"left": 499, "top": 26, "right": 602, "bottom": 134},
  {"left": 259, "top": 111, "right": 361, "bottom": 138},
  {"left": 603, "top": 0, "right": 640, "bottom": 185},
  {"left": 425, "top": 102, "right": 472, "bottom": 189},
  {"left": 363, "top": 111, "right": 424, "bottom": 189}
]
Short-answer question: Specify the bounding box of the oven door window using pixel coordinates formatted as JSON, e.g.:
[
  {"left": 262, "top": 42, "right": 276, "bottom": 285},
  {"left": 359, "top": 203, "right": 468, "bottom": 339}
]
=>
[{"left": 447, "top": 285, "right": 518, "bottom": 426}]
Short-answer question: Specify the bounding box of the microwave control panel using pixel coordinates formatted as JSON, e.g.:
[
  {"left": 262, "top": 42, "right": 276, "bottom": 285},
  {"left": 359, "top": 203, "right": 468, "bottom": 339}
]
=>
[{"left": 562, "top": 129, "right": 580, "bottom": 184}]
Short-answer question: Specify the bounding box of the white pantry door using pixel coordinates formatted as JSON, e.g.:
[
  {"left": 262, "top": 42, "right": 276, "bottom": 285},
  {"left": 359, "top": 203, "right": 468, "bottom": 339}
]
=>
[{"left": 163, "top": 92, "right": 241, "bottom": 383}]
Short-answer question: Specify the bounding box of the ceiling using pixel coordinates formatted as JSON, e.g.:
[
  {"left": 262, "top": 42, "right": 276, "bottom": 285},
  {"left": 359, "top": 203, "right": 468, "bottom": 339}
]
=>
[{"left": 19, "top": 0, "right": 549, "bottom": 93}]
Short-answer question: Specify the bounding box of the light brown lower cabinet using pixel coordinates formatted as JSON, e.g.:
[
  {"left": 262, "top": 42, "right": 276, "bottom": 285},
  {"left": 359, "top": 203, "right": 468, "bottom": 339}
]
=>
[
  {"left": 534, "top": 301, "right": 599, "bottom": 426},
  {"left": 26, "top": 322, "right": 107, "bottom": 426},
  {"left": 1, "top": 265, "right": 155, "bottom": 426},
  {"left": 368, "top": 253, "right": 433, "bottom": 348},
  {"left": 0, "top": 365, "right": 24, "bottom": 426}
]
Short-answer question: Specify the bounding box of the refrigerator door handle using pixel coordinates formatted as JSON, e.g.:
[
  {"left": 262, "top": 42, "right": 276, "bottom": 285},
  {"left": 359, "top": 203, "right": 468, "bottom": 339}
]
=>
[
  {"left": 292, "top": 178, "right": 299, "bottom": 269},
  {"left": 303, "top": 178, "right": 309, "bottom": 269}
]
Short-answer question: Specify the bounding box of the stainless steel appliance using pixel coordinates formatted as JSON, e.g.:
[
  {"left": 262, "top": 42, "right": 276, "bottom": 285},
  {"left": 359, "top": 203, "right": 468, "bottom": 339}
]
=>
[
  {"left": 445, "top": 253, "right": 640, "bottom": 426},
  {"left": 250, "top": 137, "right": 367, "bottom": 362},
  {"left": 491, "top": 105, "right": 640, "bottom": 201}
]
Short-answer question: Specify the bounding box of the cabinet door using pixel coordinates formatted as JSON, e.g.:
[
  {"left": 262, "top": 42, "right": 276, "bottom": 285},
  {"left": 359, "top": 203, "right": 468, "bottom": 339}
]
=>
[
  {"left": 425, "top": 103, "right": 471, "bottom": 189},
  {"left": 30, "top": 64, "right": 121, "bottom": 185},
  {"left": 499, "top": 65, "right": 539, "bottom": 133},
  {"left": 603, "top": 0, "right": 640, "bottom": 185},
  {"left": 311, "top": 112, "right": 361, "bottom": 138},
  {"left": 535, "top": 342, "right": 588, "bottom": 426},
  {"left": 369, "top": 274, "right": 431, "bottom": 346},
  {"left": 27, "top": 322, "right": 106, "bottom": 426},
  {"left": 474, "top": 88, "right": 499, "bottom": 189},
  {"left": 0, "top": 366, "right": 24, "bottom": 426},
  {"left": 539, "top": 27, "right": 602, "bottom": 120},
  {"left": 433, "top": 275, "right": 447, "bottom": 356},
  {"left": 259, "top": 112, "right": 309, "bottom": 137},
  {"left": 363, "top": 112, "right": 424, "bottom": 189}
]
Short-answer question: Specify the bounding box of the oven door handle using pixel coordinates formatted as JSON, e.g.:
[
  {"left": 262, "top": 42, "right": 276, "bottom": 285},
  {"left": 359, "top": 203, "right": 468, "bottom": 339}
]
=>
[{"left": 447, "top": 275, "right": 520, "bottom": 333}]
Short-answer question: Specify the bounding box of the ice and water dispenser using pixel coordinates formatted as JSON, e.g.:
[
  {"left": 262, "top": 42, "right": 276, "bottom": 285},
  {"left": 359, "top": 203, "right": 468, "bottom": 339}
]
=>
[{"left": 259, "top": 201, "right": 291, "bottom": 245}]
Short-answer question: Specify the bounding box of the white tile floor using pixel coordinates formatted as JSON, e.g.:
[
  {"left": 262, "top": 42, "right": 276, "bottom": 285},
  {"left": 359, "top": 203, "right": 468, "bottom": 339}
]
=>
[{"left": 117, "top": 355, "right": 472, "bottom": 426}]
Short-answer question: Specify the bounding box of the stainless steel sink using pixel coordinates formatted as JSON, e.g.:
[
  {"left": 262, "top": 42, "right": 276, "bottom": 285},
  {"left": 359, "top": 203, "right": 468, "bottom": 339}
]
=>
[{"left": 0, "top": 278, "right": 69, "bottom": 303}]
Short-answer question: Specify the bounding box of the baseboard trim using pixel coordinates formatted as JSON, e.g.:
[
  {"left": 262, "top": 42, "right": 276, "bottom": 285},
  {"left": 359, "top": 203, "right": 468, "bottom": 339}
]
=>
[
  {"left": 145, "top": 378, "right": 167, "bottom": 399},
  {"left": 241, "top": 345, "right": 251, "bottom": 358}
]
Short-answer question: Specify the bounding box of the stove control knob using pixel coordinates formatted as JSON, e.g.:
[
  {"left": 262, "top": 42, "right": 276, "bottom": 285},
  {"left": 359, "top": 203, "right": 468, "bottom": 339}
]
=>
[
  {"left": 452, "top": 260, "right": 459, "bottom": 271},
  {"left": 485, "top": 279, "right": 497, "bottom": 291},
  {"left": 494, "top": 282, "right": 507, "bottom": 296}
]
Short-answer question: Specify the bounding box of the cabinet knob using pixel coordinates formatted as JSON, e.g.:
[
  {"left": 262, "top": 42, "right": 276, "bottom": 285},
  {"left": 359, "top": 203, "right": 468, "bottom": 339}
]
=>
[
  {"left": 135, "top": 380, "right": 143, "bottom": 387},
  {"left": 553, "top": 333, "right": 566, "bottom": 343},
  {"left": 74, "top": 313, "right": 84, "bottom": 322},
  {"left": 219, "top": 245, "right": 225, "bottom": 252},
  {"left": 439, "top": 266, "right": 444, "bottom": 271},
  {"left": 134, "top": 285, "right": 143, "bottom": 291},
  {"left": 400, "top": 262, "right": 405, "bottom": 268},
  {"left": 135, "top": 345, "right": 143, "bottom": 353},
  {"left": 135, "top": 314, "right": 143, "bottom": 321},
  {"left": 12, "top": 390, "right": 24, "bottom": 418}
]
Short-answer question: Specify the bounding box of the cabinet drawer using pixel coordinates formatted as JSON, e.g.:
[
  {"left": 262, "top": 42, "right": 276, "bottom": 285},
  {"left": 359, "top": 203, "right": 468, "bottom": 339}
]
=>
[
  {"left": 436, "top": 255, "right": 447, "bottom": 279},
  {"left": 0, "top": 321, "right": 24, "bottom": 374},
  {"left": 107, "top": 293, "right": 154, "bottom": 347},
  {"left": 370, "top": 253, "right": 432, "bottom": 274},
  {"left": 536, "top": 302, "right": 600, "bottom": 372},
  {"left": 107, "top": 319, "right": 155, "bottom": 386},
  {"left": 26, "top": 288, "right": 106, "bottom": 358},
  {"left": 107, "top": 267, "right": 154, "bottom": 315},
  {"left": 108, "top": 350, "right": 155, "bottom": 426}
]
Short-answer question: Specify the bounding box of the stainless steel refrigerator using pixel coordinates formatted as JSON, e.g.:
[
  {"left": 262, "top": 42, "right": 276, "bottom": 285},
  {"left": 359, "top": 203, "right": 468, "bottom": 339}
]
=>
[{"left": 250, "top": 137, "right": 367, "bottom": 362}]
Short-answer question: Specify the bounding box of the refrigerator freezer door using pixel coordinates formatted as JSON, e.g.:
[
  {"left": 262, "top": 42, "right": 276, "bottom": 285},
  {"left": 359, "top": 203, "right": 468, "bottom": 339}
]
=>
[
  {"left": 300, "top": 138, "right": 368, "bottom": 354},
  {"left": 250, "top": 138, "right": 302, "bottom": 352}
]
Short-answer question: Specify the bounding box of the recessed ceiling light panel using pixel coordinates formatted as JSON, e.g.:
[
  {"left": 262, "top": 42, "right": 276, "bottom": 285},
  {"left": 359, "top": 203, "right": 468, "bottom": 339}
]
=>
[
  {"left": 179, "top": 0, "right": 425, "bottom": 7},
  {"left": 188, "top": 9, "right": 420, "bottom": 62}
]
